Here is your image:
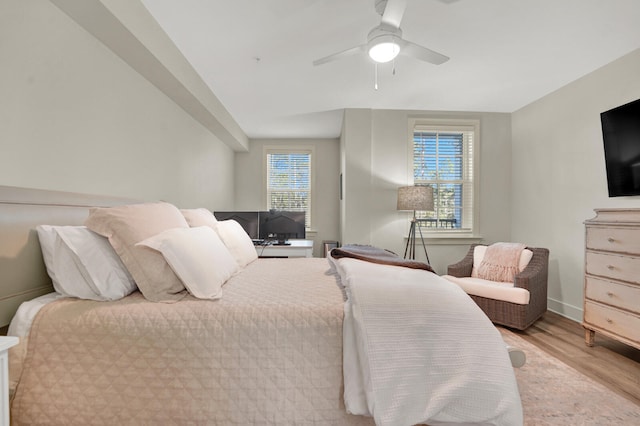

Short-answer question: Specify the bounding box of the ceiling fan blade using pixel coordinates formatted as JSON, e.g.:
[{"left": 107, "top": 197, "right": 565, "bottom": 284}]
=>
[
  {"left": 312, "top": 44, "right": 366, "bottom": 66},
  {"left": 380, "top": 0, "right": 407, "bottom": 28},
  {"left": 399, "top": 40, "right": 449, "bottom": 65}
]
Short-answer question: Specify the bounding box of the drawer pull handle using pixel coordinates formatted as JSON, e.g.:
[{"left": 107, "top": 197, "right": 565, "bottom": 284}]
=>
[
  {"left": 607, "top": 237, "right": 615, "bottom": 243},
  {"left": 607, "top": 291, "right": 614, "bottom": 297},
  {"left": 607, "top": 265, "right": 615, "bottom": 270},
  {"left": 606, "top": 318, "right": 613, "bottom": 324}
]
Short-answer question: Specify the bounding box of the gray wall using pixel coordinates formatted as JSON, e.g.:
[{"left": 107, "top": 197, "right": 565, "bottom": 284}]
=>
[
  {"left": 340, "top": 109, "right": 513, "bottom": 275},
  {"left": 511, "top": 48, "right": 640, "bottom": 321},
  {"left": 0, "top": 0, "right": 235, "bottom": 210},
  {"left": 234, "top": 138, "right": 341, "bottom": 258},
  {"left": 5, "top": 1, "right": 640, "bottom": 324}
]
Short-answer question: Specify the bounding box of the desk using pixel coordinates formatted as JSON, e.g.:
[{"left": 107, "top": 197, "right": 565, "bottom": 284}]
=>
[
  {"left": 1, "top": 336, "right": 18, "bottom": 426},
  {"left": 255, "top": 239, "right": 313, "bottom": 258}
]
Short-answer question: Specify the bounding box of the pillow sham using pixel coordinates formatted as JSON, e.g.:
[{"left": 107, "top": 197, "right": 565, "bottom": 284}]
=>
[
  {"left": 36, "top": 225, "right": 136, "bottom": 300},
  {"left": 181, "top": 208, "right": 218, "bottom": 229},
  {"left": 215, "top": 219, "right": 258, "bottom": 268},
  {"left": 137, "top": 226, "right": 238, "bottom": 300},
  {"left": 85, "top": 202, "right": 189, "bottom": 302}
]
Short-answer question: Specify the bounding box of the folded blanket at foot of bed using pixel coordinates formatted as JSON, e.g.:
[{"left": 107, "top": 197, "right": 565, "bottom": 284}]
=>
[
  {"left": 330, "top": 244, "right": 434, "bottom": 272},
  {"left": 331, "top": 254, "right": 523, "bottom": 426}
]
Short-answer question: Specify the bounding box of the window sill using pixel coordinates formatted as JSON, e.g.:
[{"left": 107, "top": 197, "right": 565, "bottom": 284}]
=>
[{"left": 405, "top": 234, "right": 483, "bottom": 246}]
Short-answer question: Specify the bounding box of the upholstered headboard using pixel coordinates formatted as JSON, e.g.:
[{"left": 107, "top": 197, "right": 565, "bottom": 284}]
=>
[{"left": 0, "top": 185, "right": 137, "bottom": 328}]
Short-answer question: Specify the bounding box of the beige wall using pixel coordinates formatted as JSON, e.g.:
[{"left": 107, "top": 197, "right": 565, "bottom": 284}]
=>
[
  {"left": 6, "top": 2, "right": 640, "bottom": 323},
  {"left": 511, "top": 48, "right": 640, "bottom": 321},
  {"left": 0, "top": 0, "right": 234, "bottom": 210},
  {"left": 234, "top": 138, "right": 341, "bottom": 257},
  {"left": 341, "top": 108, "right": 513, "bottom": 274},
  {"left": 340, "top": 109, "right": 374, "bottom": 248}
]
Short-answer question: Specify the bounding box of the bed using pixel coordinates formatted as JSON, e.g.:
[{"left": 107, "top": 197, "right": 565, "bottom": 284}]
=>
[{"left": 1, "top": 185, "right": 522, "bottom": 425}]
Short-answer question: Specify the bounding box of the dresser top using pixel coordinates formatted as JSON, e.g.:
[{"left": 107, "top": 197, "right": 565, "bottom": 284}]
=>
[{"left": 586, "top": 208, "right": 640, "bottom": 225}]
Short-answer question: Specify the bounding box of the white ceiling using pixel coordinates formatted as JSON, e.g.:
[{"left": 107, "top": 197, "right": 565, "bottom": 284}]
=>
[{"left": 140, "top": 0, "right": 640, "bottom": 139}]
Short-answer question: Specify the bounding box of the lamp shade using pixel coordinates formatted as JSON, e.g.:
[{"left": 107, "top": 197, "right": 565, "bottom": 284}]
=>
[{"left": 397, "top": 186, "right": 434, "bottom": 211}]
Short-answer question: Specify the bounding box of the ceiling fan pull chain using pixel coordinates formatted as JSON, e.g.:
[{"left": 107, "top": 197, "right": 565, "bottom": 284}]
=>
[
  {"left": 374, "top": 63, "right": 379, "bottom": 90},
  {"left": 392, "top": 58, "right": 396, "bottom": 76}
]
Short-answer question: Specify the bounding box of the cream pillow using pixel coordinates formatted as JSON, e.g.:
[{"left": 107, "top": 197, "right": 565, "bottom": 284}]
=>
[
  {"left": 137, "top": 227, "right": 237, "bottom": 300},
  {"left": 85, "top": 202, "right": 189, "bottom": 302},
  {"left": 181, "top": 208, "right": 218, "bottom": 230},
  {"left": 215, "top": 219, "right": 258, "bottom": 268}
]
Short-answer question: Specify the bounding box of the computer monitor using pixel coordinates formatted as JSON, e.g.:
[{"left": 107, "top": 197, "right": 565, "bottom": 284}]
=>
[
  {"left": 213, "top": 211, "right": 260, "bottom": 239},
  {"left": 258, "top": 210, "right": 305, "bottom": 242}
]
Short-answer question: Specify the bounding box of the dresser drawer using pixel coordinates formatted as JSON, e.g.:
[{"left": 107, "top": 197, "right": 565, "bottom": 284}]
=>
[
  {"left": 585, "top": 276, "right": 640, "bottom": 313},
  {"left": 586, "top": 226, "right": 640, "bottom": 254},
  {"left": 584, "top": 301, "right": 640, "bottom": 345},
  {"left": 585, "top": 251, "right": 640, "bottom": 284}
]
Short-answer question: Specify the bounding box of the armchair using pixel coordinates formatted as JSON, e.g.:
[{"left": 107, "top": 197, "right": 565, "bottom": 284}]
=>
[{"left": 443, "top": 243, "right": 549, "bottom": 330}]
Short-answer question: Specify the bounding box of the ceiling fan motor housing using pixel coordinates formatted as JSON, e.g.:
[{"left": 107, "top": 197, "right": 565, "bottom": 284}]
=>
[{"left": 367, "top": 22, "right": 402, "bottom": 42}]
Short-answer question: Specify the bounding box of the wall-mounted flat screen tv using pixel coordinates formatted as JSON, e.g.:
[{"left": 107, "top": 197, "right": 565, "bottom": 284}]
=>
[{"left": 601, "top": 98, "right": 640, "bottom": 197}]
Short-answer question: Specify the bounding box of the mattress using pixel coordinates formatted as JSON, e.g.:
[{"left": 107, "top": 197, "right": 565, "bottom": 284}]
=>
[{"left": 10, "top": 258, "right": 375, "bottom": 425}]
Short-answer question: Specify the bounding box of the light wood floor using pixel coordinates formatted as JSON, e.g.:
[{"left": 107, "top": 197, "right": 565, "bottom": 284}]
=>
[{"left": 502, "top": 311, "right": 640, "bottom": 406}]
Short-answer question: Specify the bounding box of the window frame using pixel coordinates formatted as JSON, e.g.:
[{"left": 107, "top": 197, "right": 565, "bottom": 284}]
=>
[
  {"left": 407, "top": 118, "right": 480, "bottom": 239},
  {"left": 263, "top": 145, "right": 315, "bottom": 231}
]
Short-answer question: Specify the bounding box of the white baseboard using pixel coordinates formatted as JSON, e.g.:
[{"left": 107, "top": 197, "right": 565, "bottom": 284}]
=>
[{"left": 547, "top": 297, "right": 583, "bottom": 323}]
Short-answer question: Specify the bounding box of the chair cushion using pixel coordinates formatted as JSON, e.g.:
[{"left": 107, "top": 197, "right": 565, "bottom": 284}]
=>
[
  {"left": 471, "top": 245, "right": 533, "bottom": 282},
  {"left": 442, "top": 275, "right": 530, "bottom": 305}
]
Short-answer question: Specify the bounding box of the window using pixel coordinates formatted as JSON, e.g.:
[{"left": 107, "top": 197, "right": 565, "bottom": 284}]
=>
[
  {"left": 265, "top": 148, "right": 312, "bottom": 228},
  {"left": 411, "top": 120, "right": 478, "bottom": 234}
]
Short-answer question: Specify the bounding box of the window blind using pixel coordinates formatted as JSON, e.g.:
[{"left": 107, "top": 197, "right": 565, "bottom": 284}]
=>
[
  {"left": 413, "top": 125, "right": 474, "bottom": 231},
  {"left": 266, "top": 151, "right": 311, "bottom": 228}
]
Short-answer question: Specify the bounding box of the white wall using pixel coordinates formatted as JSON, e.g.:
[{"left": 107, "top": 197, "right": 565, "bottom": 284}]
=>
[
  {"left": 7, "top": 2, "right": 639, "bottom": 323},
  {"left": 341, "top": 108, "right": 513, "bottom": 274},
  {"left": 341, "top": 109, "right": 374, "bottom": 248},
  {"left": 235, "top": 138, "right": 341, "bottom": 257},
  {"left": 0, "top": 0, "right": 234, "bottom": 210},
  {"left": 511, "top": 48, "right": 640, "bottom": 321}
]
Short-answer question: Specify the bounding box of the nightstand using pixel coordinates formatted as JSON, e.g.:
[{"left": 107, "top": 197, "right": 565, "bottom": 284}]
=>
[{"left": 1, "top": 336, "right": 18, "bottom": 426}]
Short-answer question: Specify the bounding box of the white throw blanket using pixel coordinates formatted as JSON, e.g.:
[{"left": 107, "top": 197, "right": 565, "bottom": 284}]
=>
[{"left": 331, "top": 257, "right": 523, "bottom": 426}]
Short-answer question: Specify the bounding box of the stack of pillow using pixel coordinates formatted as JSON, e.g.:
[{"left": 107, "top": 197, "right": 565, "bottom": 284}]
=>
[{"left": 37, "top": 202, "right": 258, "bottom": 303}]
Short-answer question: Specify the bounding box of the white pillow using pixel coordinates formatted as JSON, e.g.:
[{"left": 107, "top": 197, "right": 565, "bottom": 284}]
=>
[
  {"left": 36, "top": 225, "right": 137, "bottom": 301},
  {"left": 137, "top": 226, "right": 238, "bottom": 300},
  {"left": 181, "top": 208, "right": 218, "bottom": 230},
  {"left": 215, "top": 220, "right": 258, "bottom": 268}
]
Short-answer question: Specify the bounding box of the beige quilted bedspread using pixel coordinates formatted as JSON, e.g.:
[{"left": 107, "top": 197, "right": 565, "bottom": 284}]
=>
[{"left": 10, "top": 258, "right": 375, "bottom": 425}]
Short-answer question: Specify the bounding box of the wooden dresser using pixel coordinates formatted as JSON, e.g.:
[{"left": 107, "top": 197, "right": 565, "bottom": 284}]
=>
[{"left": 583, "top": 209, "right": 640, "bottom": 350}]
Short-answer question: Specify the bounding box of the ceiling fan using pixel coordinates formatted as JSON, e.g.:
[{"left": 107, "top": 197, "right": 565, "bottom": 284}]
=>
[{"left": 312, "top": 0, "right": 449, "bottom": 67}]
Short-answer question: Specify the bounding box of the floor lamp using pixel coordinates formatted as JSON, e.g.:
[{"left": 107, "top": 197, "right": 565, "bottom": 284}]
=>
[{"left": 397, "top": 185, "right": 434, "bottom": 262}]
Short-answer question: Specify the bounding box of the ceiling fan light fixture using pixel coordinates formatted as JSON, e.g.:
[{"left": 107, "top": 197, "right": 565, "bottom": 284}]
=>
[{"left": 368, "top": 35, "right": 401, "bottom": 63}]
